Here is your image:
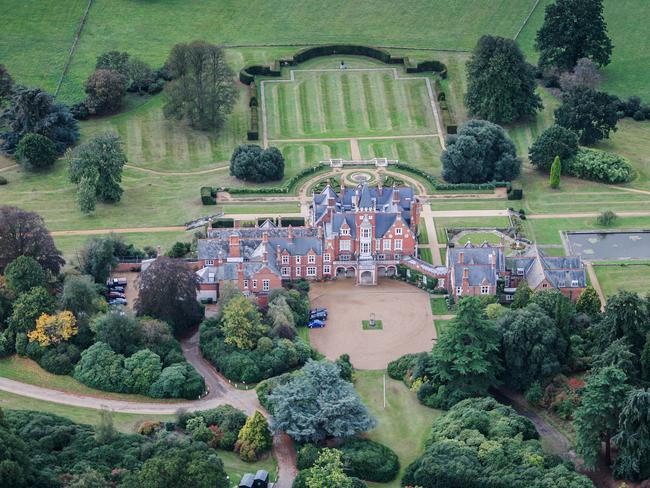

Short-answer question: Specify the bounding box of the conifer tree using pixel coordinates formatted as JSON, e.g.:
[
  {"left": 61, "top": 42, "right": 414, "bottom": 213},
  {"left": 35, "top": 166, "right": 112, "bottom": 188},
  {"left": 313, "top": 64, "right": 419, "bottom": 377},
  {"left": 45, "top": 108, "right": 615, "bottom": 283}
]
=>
[
  {"left": 549, "top": 156, "right": 561, "bottom": 189},
  {"left": 236, "top": 410, "right": 272, "bottom": 461}
]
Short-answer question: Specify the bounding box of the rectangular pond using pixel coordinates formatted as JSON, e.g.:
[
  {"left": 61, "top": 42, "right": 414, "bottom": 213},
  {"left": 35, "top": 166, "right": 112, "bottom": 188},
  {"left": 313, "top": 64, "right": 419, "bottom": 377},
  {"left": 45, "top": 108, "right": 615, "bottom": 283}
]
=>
[{"left": 564, "top": 231, "right": 650, "bottom": 261}]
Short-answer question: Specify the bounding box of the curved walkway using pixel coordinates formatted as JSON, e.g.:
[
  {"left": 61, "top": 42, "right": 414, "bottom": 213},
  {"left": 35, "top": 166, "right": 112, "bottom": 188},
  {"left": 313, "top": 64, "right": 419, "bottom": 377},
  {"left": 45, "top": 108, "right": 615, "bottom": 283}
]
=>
[
  {"left": 0, "top": 329, "right": 297, "bottom": 487},
  {"left": 125, "top": 164, "right": 229, "bottom": 176}
]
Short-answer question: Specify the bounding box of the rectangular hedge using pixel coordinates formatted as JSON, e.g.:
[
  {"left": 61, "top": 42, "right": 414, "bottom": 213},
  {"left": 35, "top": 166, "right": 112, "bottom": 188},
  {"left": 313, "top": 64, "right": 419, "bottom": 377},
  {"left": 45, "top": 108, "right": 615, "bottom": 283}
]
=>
[
  {"left": 200, "top": 186, "right": 217, "bottom": 205},
  {"left": 279, "top": 217, "right": 305, "bottom": 227},
  {"left": 213, "top": 218, "right": 234, "bottom": 228},
  {"left": 220, "top": 163, "right": 328, "bottom": 195}
]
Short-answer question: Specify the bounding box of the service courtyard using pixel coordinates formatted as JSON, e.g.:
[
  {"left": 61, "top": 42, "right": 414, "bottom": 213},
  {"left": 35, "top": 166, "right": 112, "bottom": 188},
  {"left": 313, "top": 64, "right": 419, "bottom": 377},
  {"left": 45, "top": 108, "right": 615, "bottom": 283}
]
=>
[{"left": 308, "top": 279, "right": 436, "bottom": 370}]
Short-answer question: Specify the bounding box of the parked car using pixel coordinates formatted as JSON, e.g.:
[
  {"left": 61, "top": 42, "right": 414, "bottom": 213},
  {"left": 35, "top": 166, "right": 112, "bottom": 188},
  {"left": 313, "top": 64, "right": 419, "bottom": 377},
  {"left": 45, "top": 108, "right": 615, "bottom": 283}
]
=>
[
  {"left": 108, "top": 285, "right": 125, "bottom": 293},
  {"left": 108, "top": 291, "right": 126, "bottom": 299},
  {"left": 310, "top": 308, "right": 328, "bottom": 319},
  {"left": 109, "top": 298, "right": 127, "bottom": 305},
  {"left": 307, "top": 319, "right": 326, "bottom": 329},
  {"left": 107, "top": 278, "right": 127, "bottom": 287}
]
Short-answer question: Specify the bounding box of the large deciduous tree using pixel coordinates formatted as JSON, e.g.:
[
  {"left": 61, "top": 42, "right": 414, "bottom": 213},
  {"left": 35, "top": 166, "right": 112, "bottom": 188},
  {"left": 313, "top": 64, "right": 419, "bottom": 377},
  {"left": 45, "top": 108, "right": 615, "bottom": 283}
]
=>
[
  {"left": 600, "top": 291, "right": 650, "bottom": 357},
  {"left": 535, "top": 0, "right": 613, "bottom": 70},
  {"left": 574, "top": 366, "right": 631, "bottom": 468},
  {"left": 0, "top": 87, "right": 78, "bottom": 154},
  {"left": 441, "top": 120, "right": 520, "bottom": 183},
  {"left": 163, "top": 41, "right": 237, "bottom": 131},
  {"left": 529, "top": 125, "right": 579, "bottom": 172},
  {"left": 15, "top": 133, "right": 58, "bottom": 171},
  {"left": 464, "top": 35, "right": 541, "bottom": 124},
  {"left": 554, "top": 87, "right": 619, "bottom": 145},
  {"left": 84, "top": 69, "right": 128, "bottom": 115},
  {"left": 420, "top": 297, "right": 502, "bottom": 409},
  {"left": 0, "top": 206, "right": 64, "bottom": 275},
  {"left": 613, "top": 388, "right": 650, "bottom": 481},
  {"left": 4, "top": 256, "right": 47, "bottom": 295},
  {"left": 27, "top": 311, "right": 77, "bottom": 347},
  {"left": 136, "top": 256, "right": 203, "bottom": 335},
  {"left": 8, "top": 287, "right": 56, "bottom": 334},
  {"left": 229, "top": 144, "right": 285, "bottom": 182},
  {"left": 497, "top": 304, "right": 567, "bottom": 391},
  {"left": 268, "top": 360, "right": 376, "bottom": 443},
  {"left": 221, "top": 295, "right": 266, "bottom": 350},
  {"left": 92, "top": 309, "right": 143, "bottom": 356},
  {"left": 60, "top": 274, "right": 102, "bottom": 318},
  {"left": 77, "top": 236, "right": 118, "bottom": 284},
  {"left": 96, "top": 51, "right": 131, "bottom": 75},
  {"left": 67, "top": 132, "right": 127, "bottom": 213}
]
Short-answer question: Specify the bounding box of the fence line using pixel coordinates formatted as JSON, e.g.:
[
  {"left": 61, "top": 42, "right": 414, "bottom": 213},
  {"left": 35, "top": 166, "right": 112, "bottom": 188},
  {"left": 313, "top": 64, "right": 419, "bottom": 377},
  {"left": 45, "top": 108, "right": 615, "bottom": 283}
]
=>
[
  {"left": 513, "top": 0, "right": 542, "bottom": 41},
  {"left": 54, "top": 0, "right": 94, "bottom": 98}
]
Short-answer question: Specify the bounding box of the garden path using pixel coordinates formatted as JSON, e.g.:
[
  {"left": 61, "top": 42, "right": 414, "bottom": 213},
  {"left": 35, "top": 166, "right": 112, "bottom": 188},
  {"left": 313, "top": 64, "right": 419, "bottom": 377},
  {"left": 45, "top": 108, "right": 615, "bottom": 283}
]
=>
[{"left": 420, "top": 204, "right": 442, "bottom": 265}]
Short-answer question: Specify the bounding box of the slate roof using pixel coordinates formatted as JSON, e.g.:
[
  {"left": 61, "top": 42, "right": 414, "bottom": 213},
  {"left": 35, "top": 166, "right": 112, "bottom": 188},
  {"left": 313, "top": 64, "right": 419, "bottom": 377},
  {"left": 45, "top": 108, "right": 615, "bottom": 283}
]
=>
[
  {"left": 239, "top": 473, "right": 255, "bottom": 488},
  {"left": 506, "top": 247, "right": 586, "bottom": 289},
  {"left": 447, "top": 242, "right": 504, "bottom": 287},
  {"left": 268, "top": 237, "right": 323, "bottom": 256},
  {"left": 206, "top": 226, "right": 316, "bottom": 240},
  {"left": 312, "top": 183, "right": 415, "bottom": 226}
]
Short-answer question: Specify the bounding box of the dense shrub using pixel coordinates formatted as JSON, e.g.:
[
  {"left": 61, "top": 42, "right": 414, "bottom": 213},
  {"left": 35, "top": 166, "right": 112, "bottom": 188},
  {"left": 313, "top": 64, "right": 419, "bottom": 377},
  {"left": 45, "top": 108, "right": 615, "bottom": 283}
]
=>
[
  {"left": 200, "top": 186, "right": 217, "bottom": 205},
  {"left": 84, "top": 69, "right": 128, "bottom": 115},
  {"left": 567, "top": 148, "right": 635, "bottom": 184},
  {"left": 0, "top": 176, "right": 6, "bottom": 185},
  {"left": 255, "top": 371, "right": 296, "bottom": 412},
  {"left": 148, "top": 361, "right": 205, "bottom": 399},
  {"left": 340, "top": 439, "right": 399, "bottom": 482},
  {"left": 387, "top": 353, "right": 421, "bottom": 381},
  {"left": 38, "top": 343, "right": 81, "bottom": 375},
  {"left": 201, "top": 321, "right": 312, "bottom": 383},
  {"left": 180, "top": 405, "right": 247, "bottom": 451}
]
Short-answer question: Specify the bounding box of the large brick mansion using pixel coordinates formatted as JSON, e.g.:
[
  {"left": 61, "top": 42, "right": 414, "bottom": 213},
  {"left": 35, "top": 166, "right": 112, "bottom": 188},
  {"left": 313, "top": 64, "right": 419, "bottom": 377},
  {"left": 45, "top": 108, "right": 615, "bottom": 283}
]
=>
[{"left": 196, "top": 183, "right": 586, "bottom": 304}]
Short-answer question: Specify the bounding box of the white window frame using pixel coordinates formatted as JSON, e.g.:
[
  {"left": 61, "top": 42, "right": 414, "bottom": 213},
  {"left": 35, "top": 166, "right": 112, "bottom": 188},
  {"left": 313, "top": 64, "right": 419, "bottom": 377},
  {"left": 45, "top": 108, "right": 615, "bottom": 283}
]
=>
[
  {"left": 324, "top": 253, "right": 331, "bottom": 263},
  {"left": 281, "top": 255, "right": 289, "bottom": 265},
  {"left": 362, "top": 228, "right": 371, "bottom": 238},
  {"left": 571, "top": 280, "right": 579, "bottom": 287},
  {"left": 481, "top": 285, "right": 489, "bottom": 295},
  {"left": 506, "top": 294, "right": 514, "bottom": 301},
  {"left": 281, "top": 267, "right": 290, "bottom": 277},
  {"left": 307, "top": 267, "right": 316, "bottom": 276},
  {"left": 252, "top": 279, "right": 257, "bottom": 289},
  {"left": 340, "top": 240, "right": 351, "bottom": 251},
  {"left": 308, "top": 254, "right": 316, "bottom": 264},
  {"left": 340, "top": 254, "right": 351, "bottom": 261},
  {"left": 383, "top": 239, "right": 391, "bottom": 250},
  {"left": 323, "top": 265, "right": 331, "bottom": 274},
  {"left": 395, "top": 227, "right": 403, "bottom": 235},
  {"left": 243, "top": 279, "right": 249, "bottom": 289},
  {"left": 262, "top": 279, "right": 270, "bottom": 291},
  {"left": 205, "top": 259, "right": 214, "bottom": 265},
  {"left": 295, "top": 266, "right": 301, "bottom": 277},
  {"left": 456, "top": 286, "right": 462, "bottom": 296},
  {"left": 377, "top": 254, "right": 385, "bottom": 260},
  {"left": 341, "top": 227, "right": 350, "bottom": 236},
  {"left": 394, "top": 239, "right": 403, "bottom": 250},
  {"left": 361, "top": 242, "right": 370, "bottom": 254},
  {"left": 295, "top": 255, "right": 301, "bottom": 264}
]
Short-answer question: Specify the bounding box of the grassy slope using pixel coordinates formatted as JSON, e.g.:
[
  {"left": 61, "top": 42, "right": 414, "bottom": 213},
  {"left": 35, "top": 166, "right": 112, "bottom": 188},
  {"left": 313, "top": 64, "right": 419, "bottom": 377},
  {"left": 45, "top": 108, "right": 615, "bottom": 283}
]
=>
[
  {"left": 355, "top": 370, "right": 440, "bottom": 488},
  {"left": 593, "top": 263, "right": 650, "bottom": 296},
  {"left": 517, "top": 0, "right": 650, "bottom": 100},
  {"left": 527, "top": 215, "right": 650, "bottom": 245}
]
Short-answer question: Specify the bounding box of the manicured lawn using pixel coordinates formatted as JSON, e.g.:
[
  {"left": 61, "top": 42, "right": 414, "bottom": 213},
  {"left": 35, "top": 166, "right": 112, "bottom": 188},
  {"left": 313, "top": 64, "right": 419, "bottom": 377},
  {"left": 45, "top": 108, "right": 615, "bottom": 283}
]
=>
[
  {"left": 220, "top": 203, "right": 301, "bottom": 215},
  {"left": 362, "top": 320, "right": 384, "bottom": 330},
  {"left": 456, "top": 231, "right": 503, "bottom": 245},
  {"left": 526, "top": 215, "right": 650, "bottom": 245},
  {"left": 265, "top": 66, "right": 437, "bottom": 139},
  {"left": 80, "top": 94, "right": 247, "bottom": 172},
  {"left": 53, "top": 230, "right": 193, "bottom": 260},
  {"left": 418, "top": 224, "right": 429, "bottom": 245},
  {"left": 419, "top": 248, "right": 433, "bottom": 264},
  {"left": 433, "top": 216, "right": 511, "bottom": 245},
  {"left": 0, "top": 356, "right": 177, "bottom": 403},
  {"left": 219, "top": 451, "right": 277, "bottom": 485},
  {"left": 276, "top": 140, "right": 351, "bottom": 178},
  {"left": 358, "top": 137, "right": 443, "bottom": 174},
  {"left": 355, "top": 370, "right": 441, "bottom": 488},
  {"left": 506, "top": 89, "right": 559, "bottom": 158},
  {"left": 593, "top": 263, "right": 650, "bottom": 296},
  {"left": 430, "top": 297, "right": 448, "bottom": 315},
  {"left": 434, "top": 319, "right": 453, "bottom": 336}
]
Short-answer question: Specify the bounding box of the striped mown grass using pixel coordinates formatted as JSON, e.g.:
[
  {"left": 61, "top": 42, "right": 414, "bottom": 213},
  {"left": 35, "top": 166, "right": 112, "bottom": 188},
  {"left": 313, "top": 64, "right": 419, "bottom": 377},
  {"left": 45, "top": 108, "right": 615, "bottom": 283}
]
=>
[
  {"left": 265, "top": 69, "right": 437, "bottom": 140},
  {"left": 358, "top": 137, "right": 442, "bottom": 174}
]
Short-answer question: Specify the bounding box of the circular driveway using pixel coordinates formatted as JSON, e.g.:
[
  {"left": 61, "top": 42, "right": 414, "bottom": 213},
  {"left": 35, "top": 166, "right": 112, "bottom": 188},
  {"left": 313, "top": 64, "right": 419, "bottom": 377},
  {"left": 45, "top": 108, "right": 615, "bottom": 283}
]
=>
[{"left": 308, "top": 279, "right": 436, "bottom": 370}]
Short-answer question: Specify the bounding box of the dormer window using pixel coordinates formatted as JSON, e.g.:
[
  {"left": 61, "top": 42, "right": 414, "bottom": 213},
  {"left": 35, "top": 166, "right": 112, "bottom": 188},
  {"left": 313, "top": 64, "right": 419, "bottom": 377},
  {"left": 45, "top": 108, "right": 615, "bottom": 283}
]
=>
[
  {"left": 395, "top": 227, "right": 402, "bottom": 235},
  {"left": 571, "top": 280, "right": 579, "bottom": 287},
  {"left": 281, "top": 255, "right": 289, "bottom": 264},
  {"left": 516, "top": 267, "right": 525, "bottom": 276},
  {"left": 341, "top": 228, "right": 350, "bottom": 236},
  {"left": 308, "top": 254, "right": 316, "bottom": 264}
]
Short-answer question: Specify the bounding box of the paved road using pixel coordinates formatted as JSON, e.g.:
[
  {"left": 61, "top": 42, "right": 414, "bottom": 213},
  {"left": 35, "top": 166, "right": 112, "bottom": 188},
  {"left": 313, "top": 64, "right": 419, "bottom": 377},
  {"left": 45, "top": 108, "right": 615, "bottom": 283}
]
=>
[{"left": 0, "top": 329, "right": 297, "bottom": 487}]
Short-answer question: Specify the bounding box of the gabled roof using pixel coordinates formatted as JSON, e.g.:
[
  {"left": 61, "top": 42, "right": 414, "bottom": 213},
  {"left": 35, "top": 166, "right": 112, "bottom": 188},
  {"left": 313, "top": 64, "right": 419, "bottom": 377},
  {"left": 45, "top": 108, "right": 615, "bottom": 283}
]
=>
[
  {"left": 505, "top": 247, "right": 586, "bottom": 289},
  {"left": 447, "top": 242, "right": 504, "bottom": 287}
]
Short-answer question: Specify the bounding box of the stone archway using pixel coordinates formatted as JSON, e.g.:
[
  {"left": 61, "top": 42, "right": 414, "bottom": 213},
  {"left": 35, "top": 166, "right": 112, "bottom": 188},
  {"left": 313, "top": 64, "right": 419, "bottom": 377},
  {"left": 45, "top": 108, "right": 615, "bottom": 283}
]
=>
[
  {"left": 360, "top": 270, "right": 374, "bottom": 285},
  {"left": 336, "top": 267, "right": 346, "bottom": 277},
  {"left": 386, "top": 266, "right": 396, "bottom": 276},
  {"left": 346, "top": 267, "right": 356, "bottom": 278},
  {"left": 378, "top": 266, "right": 387, "bottom": 277}
]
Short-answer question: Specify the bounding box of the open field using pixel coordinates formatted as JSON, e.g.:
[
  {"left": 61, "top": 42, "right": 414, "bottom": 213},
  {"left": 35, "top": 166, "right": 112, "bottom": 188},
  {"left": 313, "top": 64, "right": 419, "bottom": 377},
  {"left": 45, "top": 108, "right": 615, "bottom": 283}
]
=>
[
  {"left": 264, "top": 67, "right": 437, "bottom": 139},
  {"left": 358, "top": 137, "right": 443, "bottom": 173},
  {"left": 355, "top": 370, "right": 441, "bottom": 488},
  {"left": 433, "top": 216, "right": 512, "bottom": 243},
  {"left": 0, "top": 0, "right": 539, "bottom": 102},
  {"left": 593, "top": 263, "right": 650, "bottom": 296},
  {"left": 518, "top": 0, "right": 650, "bottom": 100}
]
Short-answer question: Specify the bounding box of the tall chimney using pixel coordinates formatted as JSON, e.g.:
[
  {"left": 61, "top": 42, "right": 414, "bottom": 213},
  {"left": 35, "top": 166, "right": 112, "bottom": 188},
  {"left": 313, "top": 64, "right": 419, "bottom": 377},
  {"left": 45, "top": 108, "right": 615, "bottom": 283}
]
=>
[
  {"left": 229, "top": 233, "right": 240, "bottom": 258},
  {"left": 288, "top": 225, "right": 293, "bottom": 241},
  {"left": 458, "top": 251, "right": 464, "bottom": 264},
  {"left": 276, "top": 244, "right": 282, "bottom": 263},
  {"left": 462, "top": 267, "right": 470, "bottom": 291},
  {"left": 392, "top": 185, "right": 400, "bottom": 206},
  {"left": 317, "top": 225, "right": 323, "bottom": 239}
]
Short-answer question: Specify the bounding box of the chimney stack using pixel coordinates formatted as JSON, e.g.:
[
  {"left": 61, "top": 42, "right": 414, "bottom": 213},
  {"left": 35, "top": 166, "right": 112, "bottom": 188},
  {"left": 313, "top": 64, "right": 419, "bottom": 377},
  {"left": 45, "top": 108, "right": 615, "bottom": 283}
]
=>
[
  {"left": 229, "top": 233, "right": 240, "bottom": 258},
  {"left": 462, "top": 267, "right": 470, "bottom": 291},
  {"left": 317, "top": 225, "right": 323, "bottom": 239},
  {"left": 262, "top": 231, "right": 269, "bottom": 244},
  {"left": 288, "top": 225, "right": 293, "bottom": 241},
  {"left": 458, "top": 251, "right": 464, "bottom": 264},
  {"left": 392, "top": 185, "right": 400, "bottom": 206},
  {"left": 276, "top": 244, "right": 282, "bottom": 263}
]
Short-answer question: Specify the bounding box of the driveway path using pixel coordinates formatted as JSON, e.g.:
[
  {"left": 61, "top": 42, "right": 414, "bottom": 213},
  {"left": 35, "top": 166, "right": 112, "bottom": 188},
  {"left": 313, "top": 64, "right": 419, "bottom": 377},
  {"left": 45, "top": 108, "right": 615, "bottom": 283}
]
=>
[
  {"left": 585, "top": 263, "right": 606, "bottom": 311},
  {"left": 0, "top": 329, "right": 297, "bottom": 487},
  {"left": 420, "top": 204, "right": 442, "bottom": 265}
]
